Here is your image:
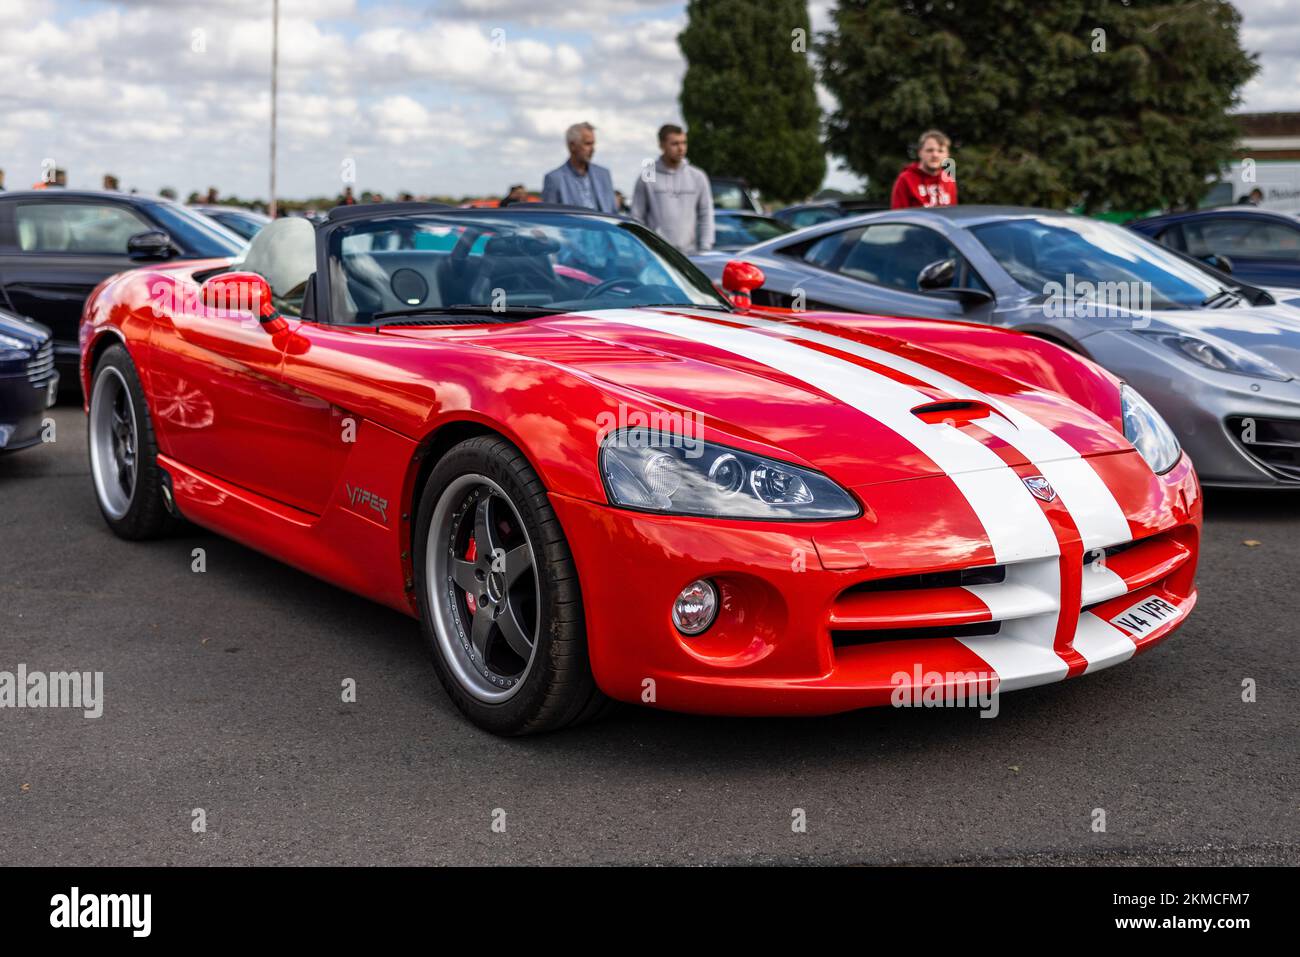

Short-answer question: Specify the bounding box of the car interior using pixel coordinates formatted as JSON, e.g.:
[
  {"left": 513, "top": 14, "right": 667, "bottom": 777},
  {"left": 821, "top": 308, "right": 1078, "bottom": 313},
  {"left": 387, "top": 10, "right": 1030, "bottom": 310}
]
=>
[
  {"left": 330, "top": 219, "right": 704, "bottom": 323},
  {"left": 16, "top": 203, "right": 149, "bottom": 254},
  {"left": 226, "top": 214, "right": 723, "bottom": 326},
  {"left": 786, "top": 223, "right": 984, "bottom": 294},
  {"left": 839, "top": 224, "right": 961, "bottom": 290}
]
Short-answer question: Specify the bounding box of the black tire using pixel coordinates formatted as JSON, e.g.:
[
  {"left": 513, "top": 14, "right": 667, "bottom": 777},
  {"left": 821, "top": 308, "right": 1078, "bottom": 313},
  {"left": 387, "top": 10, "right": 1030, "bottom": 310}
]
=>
[
  {"left": 414, "top": 435, "right": 609, "bottom": 735},
  {"left": 87, "top": 343, "right": 177, "bottom": 540}
]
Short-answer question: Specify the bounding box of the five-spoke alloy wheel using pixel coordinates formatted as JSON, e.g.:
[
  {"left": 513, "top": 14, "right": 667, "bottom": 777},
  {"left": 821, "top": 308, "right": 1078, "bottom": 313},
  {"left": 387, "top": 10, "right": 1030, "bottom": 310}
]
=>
[
  {"left": 429, "top": 474, "right": 541, "bottom": 701},
  {"left": 414, "top": 435, "right": 608, "bottom": 735}
]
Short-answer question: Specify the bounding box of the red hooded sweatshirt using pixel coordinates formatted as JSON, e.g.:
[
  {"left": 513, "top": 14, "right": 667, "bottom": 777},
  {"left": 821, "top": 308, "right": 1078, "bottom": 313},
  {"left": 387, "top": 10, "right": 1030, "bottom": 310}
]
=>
[{"left": 890, "top": 162, "right": 957, "bottom": 209}]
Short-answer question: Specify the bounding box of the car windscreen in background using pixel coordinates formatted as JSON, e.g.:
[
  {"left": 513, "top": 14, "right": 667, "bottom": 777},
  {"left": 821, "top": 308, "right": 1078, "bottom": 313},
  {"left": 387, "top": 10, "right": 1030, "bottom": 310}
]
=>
[
  {"left": 971, "top": 217, "right": 1230, "bottom": 310},
  {"left": 147, "top": 201, "right": 248, "bottom": 257}
]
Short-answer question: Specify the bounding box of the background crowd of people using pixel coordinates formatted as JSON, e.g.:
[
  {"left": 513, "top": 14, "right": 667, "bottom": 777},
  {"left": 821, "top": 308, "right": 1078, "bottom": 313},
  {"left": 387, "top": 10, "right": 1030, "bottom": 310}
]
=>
[{"left": 0, "top": 124, "right": 972, "bottom": 257}]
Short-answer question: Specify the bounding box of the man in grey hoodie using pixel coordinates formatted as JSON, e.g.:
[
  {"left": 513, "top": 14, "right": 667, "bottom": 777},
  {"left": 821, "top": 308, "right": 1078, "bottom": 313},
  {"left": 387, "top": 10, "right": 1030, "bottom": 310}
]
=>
[{"left": 631, "top": 125, "right": 715, "bottom": 255}]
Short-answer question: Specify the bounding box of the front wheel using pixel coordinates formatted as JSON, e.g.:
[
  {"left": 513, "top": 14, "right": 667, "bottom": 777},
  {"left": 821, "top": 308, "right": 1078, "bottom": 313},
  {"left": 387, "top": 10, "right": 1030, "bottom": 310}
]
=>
[{"left": 414, "top": 435, "right": 608, "bottom": 735}]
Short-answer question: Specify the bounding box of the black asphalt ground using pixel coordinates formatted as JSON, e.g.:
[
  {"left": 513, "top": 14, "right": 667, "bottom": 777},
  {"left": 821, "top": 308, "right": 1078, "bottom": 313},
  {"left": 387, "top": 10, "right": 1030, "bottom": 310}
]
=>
[{"left": 1, "top": 404, "right": 1297, "bottom": 865}]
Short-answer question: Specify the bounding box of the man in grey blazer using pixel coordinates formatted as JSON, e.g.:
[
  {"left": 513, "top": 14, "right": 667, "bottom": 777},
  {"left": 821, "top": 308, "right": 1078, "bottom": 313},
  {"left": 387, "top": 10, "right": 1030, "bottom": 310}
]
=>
[{"left": 541, "top": 122, "right": 618, "bottom": 213}]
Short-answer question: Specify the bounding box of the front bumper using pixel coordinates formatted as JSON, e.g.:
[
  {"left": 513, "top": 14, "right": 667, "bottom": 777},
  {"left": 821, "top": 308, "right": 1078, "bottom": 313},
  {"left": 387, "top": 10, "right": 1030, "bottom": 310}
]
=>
[
  {"left": 552, "top": 453, "right": 1201, "bottom": 716},
  {"left": 0, "top": 367, "right": 58, "bottom": 452},
  {"left": 1085, "top": 331, "right": 1300, "bottom": 487}
]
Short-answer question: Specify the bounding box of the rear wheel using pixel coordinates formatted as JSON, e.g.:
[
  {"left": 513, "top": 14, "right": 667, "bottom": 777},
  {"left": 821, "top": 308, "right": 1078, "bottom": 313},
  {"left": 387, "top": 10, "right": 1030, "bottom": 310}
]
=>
[
  {"left": 414, "top": 435, "right": 608, "bottom": 735},
  {"left": 88, "top": 344, "right": 176, "bottom": 540}
]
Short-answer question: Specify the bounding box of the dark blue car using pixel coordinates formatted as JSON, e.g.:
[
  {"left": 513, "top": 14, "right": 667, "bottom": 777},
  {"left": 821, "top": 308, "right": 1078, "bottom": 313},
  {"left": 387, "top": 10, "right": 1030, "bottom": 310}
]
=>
[
  {"left": 0, "top": 308, "right": 58, "bottom": 453},
  {"left": 0, "top": 189, "right": 246, "bottom": 384},
  {"left": 1127, "top": 206, "right": 1300, "bottom": 289}
]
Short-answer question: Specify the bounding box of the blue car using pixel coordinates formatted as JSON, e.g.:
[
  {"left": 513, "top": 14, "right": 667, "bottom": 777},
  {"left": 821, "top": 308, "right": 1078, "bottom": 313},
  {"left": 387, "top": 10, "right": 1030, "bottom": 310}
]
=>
[
  {"left": 712, "top": 210, "right": 792, "bottom": 251},
  {"left": 0, "top": 308, "right": 58, "bottom": 453},
  {"left": 1127, "top": 206, "right": 1300, "bottom": 290},
  {"left": 191, "top": 204, "right": 272, "bottom": 241}
]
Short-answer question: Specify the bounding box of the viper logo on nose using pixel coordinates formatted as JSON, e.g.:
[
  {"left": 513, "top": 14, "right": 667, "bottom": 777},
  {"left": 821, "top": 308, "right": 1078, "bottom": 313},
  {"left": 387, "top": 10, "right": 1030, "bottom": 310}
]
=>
[{"left": 1022, "top": 475, "right": 1057, "bottom": 503}]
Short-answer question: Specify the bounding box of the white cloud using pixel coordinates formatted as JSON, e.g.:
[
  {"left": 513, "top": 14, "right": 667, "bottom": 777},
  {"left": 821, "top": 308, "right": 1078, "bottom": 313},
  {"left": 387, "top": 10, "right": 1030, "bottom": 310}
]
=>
[
  {"left": 0, "top": 1, "right": 1292, "bottom": 202},
  {"left": 1237, "top": 0, "right": 1300, "bottom": 112}
]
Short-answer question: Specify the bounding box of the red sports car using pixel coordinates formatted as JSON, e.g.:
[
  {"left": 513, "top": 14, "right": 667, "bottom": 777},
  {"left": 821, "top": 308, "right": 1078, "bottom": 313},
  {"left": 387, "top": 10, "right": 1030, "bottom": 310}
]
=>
[{"left": 80, "top": 204, "right": 1200, "bottom": 734}]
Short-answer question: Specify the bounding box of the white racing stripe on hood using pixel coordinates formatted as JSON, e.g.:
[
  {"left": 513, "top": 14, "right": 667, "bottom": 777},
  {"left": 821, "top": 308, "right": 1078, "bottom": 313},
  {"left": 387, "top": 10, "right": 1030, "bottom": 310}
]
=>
[
  {"left": 717, "top": 312, "right": 1133, "bottom": 551},
  {"left": 593, "top": 309, "right": 1059, "bottom": 564}
]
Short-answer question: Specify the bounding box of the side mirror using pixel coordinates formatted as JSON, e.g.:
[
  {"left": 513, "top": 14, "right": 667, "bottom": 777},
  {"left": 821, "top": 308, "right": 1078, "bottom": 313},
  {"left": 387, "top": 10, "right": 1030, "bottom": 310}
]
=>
[
  {"left": 199, "top": 271, "right": 288, "bottom": 333},
  {"left": 721, "top": 260, "right": 765, "bottom": 310},
  {"left": 1201, "top": 253, "right": 1234, "bottom": 275},
  {"left": 917, "top": 258, "right": 956, "bottom": 290},
  {"left": 127, "top": 230, "right": 173, "bottom": 260}
]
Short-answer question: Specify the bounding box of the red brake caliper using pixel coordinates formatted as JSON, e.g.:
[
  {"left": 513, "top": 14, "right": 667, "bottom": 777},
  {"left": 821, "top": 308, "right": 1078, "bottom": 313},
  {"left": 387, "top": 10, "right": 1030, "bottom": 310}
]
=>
[{"left": 464, "top": 538, "right": 478, "bottom": 614}]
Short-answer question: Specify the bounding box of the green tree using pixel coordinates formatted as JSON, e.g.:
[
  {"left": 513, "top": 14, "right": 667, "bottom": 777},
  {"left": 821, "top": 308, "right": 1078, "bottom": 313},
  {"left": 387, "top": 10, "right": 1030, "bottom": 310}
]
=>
[
  {"left": 817, "top": 0, "right": 1258, "bottom": 210},
  {"left": 679, "top": 0, "right": 826, "bottom": 203}
]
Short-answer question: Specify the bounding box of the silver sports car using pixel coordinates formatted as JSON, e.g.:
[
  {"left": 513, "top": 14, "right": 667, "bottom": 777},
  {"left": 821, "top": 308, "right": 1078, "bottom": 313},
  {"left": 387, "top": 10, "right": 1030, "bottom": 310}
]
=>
[{"left": 694, "top": 206, "right": 1300, "bottom": 487}]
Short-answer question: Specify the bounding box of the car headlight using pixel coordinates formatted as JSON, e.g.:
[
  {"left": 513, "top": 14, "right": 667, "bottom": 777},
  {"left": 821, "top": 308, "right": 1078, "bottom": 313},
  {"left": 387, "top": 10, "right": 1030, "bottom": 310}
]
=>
[
  {"left": 1121, "top": 384, "right": 1181, "bottom": 474},
  {"left": 0, "top": 332, "right": 29, "bottom": 363},
  {"left": 599, "top": 427, "right": 860, "bottom": 520},
  {"left": 1134, "top": 330, "right": 1291, "bottom": 381}
]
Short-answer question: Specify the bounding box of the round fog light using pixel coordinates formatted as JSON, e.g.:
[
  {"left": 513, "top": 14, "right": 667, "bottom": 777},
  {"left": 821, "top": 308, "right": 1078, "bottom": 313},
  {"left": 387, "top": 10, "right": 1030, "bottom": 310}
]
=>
[{"left": 672, "top": 579, "right": 718, "bottom": 636}]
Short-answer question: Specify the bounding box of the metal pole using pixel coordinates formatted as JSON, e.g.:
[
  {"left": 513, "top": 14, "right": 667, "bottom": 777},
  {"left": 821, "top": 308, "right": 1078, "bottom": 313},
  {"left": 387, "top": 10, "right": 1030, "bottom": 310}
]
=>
[{"left": 269, "top": 0, "right": 279, "bottom": 217}]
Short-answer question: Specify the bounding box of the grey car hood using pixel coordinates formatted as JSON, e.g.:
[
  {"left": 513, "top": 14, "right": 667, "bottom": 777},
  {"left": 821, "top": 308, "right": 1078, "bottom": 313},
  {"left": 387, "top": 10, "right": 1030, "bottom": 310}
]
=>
[{"left": 1087, "top": 302, "right": 1300, "bottom": 379}]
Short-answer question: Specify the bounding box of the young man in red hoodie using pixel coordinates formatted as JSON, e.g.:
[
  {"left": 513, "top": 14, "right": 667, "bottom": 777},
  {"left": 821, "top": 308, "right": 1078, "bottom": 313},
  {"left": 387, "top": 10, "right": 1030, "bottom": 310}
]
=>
[{"left": 890, "top": 129, "right": 957, "bottom": 209}]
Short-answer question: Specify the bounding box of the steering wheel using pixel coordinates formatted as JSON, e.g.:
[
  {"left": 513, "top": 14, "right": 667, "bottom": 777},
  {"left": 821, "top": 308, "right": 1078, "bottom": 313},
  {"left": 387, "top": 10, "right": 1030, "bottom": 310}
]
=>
[
  {"left": 582, "top": 277, "right": 645, "bottom": 299},
  {"left": 449, "top": 227, "right": 480, "bottom": 265},
  {"left": 438, "top": 227, "right": 485, "bottom": 303}
]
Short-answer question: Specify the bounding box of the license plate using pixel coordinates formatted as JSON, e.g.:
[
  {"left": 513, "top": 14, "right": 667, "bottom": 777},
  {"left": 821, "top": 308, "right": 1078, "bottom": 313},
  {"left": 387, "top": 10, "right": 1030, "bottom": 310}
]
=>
[{"left": 1109, "top": 595, "right": 1182, "bottom": 637}]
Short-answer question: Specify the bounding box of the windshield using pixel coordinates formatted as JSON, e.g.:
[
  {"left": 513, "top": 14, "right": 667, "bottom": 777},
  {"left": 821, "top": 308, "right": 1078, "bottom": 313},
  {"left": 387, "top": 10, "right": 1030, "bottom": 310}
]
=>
[
  {"left": 711, "top": 181, "right": 755, "bottom": 211},
  {"left": 971, "top": 216, "right": 1230, "bottom": 310},
  {"left": 210, "top": 209, "right": 270, "bottom": 241},
  {"left": 715, "top": 214, "right": 792, "bottom": 248},
  {"left": 327, "top": 211, "right": 731, "bottom": 324},
  {"left": 147, "top": 201, "right": 248, "bottom": 257}
]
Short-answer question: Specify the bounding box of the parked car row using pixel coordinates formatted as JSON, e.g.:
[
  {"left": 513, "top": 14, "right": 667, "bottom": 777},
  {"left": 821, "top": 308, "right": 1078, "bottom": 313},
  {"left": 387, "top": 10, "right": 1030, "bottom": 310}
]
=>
[
  {"left": 67, "top": 203, "right": 1205, "bottom": 734},
  {"left": 2, "top": 189, "right": 1294, "bottom": 735}
]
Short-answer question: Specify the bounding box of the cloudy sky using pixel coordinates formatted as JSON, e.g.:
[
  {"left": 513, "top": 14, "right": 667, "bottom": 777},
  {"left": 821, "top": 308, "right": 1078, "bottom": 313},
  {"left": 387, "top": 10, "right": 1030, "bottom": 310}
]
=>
[{"left": 0, "top": 0, "right": 1296, "bottom": 201}]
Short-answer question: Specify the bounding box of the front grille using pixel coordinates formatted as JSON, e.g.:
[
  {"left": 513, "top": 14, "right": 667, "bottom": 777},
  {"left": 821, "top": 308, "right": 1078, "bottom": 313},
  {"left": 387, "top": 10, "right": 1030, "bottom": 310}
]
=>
[
  {"left": 25, "top": 342, "right": 54, "bottom": 384},
  {"left": 829, "top": 529, "right": 1191, "bottom": 653},
  {"left": 833, "top": 621, "right": 1001, "bottom": 648},
  {"left": 1081, "top": 530, "right": 1192, "bottom": 610},
  {"left": 1226, "top": 415, "right": 1300, "bottom": 481},
  {"left": 842, "top": 565, "right": 1006, "bottom": 594},
  {"left": 828, "top": 559, "right": 1046, "bottom": 650}
]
